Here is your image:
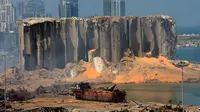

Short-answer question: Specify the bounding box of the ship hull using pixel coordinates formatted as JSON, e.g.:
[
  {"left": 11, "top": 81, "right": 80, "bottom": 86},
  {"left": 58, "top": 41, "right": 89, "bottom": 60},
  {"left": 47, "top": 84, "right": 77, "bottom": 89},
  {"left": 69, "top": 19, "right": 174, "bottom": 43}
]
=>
[{"left": 75, "top": 89, "right": 126, "bottom": 102}]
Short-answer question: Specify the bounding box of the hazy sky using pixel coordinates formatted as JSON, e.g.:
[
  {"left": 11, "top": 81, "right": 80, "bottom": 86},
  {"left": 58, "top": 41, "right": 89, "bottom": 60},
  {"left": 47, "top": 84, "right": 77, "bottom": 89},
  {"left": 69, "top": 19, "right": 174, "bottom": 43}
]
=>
[{"left": 12, "top": 0, "right": 200, "bottom": 27}]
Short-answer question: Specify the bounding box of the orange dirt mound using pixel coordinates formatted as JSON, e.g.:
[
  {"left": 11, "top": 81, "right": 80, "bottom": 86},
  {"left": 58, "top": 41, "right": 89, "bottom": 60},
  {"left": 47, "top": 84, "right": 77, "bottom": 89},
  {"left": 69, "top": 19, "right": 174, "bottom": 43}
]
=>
[
  {"left": 82, "top": 63, "right": 100, "bottom": 79},
  {"left": 113, "top": 56, "right": 199, "bottom": 84}
]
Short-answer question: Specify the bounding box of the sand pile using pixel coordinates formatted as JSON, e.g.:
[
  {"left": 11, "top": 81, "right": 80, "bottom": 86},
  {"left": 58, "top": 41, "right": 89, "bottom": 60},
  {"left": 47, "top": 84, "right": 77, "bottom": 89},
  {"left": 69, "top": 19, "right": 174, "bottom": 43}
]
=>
[
  {"left": 71, "top": 55, "right": 200, "bottom": 84},
  {"left": 82, "top": 62, "right": 100, "bottom": 79},
  {"left": 113, "top": 56, "right": 200, "bottom": 83}
]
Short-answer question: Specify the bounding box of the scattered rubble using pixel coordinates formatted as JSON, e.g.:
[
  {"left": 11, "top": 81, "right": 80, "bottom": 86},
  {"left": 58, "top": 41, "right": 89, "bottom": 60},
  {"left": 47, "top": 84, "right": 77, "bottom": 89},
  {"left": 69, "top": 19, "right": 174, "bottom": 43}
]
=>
[
  {"left": 22, "top": 107, "right": 69, "bottom": 112},
  {"left": 37, "top": 61, "right": 86, "bottom": 79},
  {"left": 7, "top": 89, "right": 35, "bottom": 101},
  {"left": 0, "top": 88, "right": 34, "bottom": 102},
  {"left": 8, "top": 95, "right": 199, "bottom": 112},
  {"left": 35, "top": 84, "right": 74, "bottom": 96},
  {"left": 141, "top": 100, "right": 184, "bottom": 112},
  {"left": 0, "top": 101, "right": 22, "bottom": 112}
]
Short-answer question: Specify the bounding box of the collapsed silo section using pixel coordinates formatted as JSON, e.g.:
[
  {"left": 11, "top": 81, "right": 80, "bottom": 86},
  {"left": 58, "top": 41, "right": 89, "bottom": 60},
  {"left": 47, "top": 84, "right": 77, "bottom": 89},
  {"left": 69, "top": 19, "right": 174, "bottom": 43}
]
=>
[
  {"left": 129, "top": 17, "right": 143, "bottom": 57},
  {"left": 110, "top": 17, "right": 128, "bottom": 62},
  {"left": 86, "top": 19, "right": 100, "bottom": 62},
  {"left": 98, "top": 17, "right": 111, "bottom": 61},
  {"left": 65, "top": 19, "right": 76, "bottom": 62},
  {"left": 55, "top": 20, "right": 65, "bottom": 68},
  {"left": 76, "top": 19, "right": 88, "bottom": 61},
  {"left": 23, "top": 25, "right": 36, "bottom": 71}
]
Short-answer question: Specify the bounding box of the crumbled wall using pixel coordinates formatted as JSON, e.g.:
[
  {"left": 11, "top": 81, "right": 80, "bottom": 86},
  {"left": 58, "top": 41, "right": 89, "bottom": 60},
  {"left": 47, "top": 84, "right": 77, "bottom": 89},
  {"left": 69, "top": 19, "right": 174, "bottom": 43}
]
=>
[{"left": 18, "top": 15, "right": 177, "bottom": 71}]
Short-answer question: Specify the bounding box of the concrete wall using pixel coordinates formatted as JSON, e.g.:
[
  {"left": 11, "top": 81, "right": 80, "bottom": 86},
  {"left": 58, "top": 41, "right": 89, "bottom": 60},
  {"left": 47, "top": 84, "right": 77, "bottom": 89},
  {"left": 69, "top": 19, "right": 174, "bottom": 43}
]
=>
[{"left": 18, "top": 15, "right": 177, "bottom": 71}]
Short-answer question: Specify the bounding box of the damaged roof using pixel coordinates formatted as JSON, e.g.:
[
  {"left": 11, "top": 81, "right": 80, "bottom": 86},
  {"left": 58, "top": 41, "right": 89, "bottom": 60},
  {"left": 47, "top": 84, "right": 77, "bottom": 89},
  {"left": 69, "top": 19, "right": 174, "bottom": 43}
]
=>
[
  {"left": 19, "top": 15, "right": 174, "bottom": 26},
  {"left": 19, "top": 17, "right": 58, "bottom": 26}
]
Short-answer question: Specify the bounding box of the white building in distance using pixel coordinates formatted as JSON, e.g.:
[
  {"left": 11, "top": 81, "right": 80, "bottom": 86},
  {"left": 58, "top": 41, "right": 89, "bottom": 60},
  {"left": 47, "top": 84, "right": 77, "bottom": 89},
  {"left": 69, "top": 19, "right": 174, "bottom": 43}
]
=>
[
  {"left": 103, "top": 0, "right": 125, "bottom": 16},
  {"left": 0, "top": 0, "right": 16, "bottom": 32}
]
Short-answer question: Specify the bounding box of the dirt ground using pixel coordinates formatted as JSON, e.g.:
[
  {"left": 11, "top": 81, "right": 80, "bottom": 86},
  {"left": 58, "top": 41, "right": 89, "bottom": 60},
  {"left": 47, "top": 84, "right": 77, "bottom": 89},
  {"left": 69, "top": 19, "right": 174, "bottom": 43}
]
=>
[{"left": 10, "top": 95, "right": 200, "bottom": 112}]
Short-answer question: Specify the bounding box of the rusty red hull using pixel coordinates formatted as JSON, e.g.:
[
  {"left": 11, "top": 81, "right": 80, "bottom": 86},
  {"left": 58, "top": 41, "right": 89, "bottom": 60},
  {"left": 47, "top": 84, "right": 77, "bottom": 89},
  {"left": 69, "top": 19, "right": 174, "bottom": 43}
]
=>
[{"left": 75, "top": 89, "right": 126, "bottom": 102}]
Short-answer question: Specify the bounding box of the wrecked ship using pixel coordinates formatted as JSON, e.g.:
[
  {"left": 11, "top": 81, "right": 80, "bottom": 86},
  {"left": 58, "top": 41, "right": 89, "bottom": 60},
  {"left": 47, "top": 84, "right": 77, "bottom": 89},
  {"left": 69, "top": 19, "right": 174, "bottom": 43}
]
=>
[
  {"left": 18, "top": 15, "right": 177, "bottom": 71},
  {"left": 74, "top": 83, "right": 126, "bottom": 102}
]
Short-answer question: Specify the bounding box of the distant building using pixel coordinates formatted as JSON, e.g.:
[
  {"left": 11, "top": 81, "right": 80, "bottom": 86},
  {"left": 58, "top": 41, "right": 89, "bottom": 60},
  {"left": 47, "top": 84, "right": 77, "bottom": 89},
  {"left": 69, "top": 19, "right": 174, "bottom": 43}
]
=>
[
  {"left": 103, "top": 0, "right": 125, "bottom": 16},
  {"left": 16, "top": 0, "right": 28, "bottom": 20},
  {"left": 45, "top": 13, "right": 52, "bottom": 17},
  {"left": 103, "top": 0, "right": 111, "bottom": 16},
  {"left": 59, "top": 0, "right": 79, "bottom": 18},
  {"left": 24, "top": 0, "right": 45, "bottom": 18},
  {"left": 17, "top": 0, "right": 53, "bottom": 19},
  {"left": 71, "top": 0, "right": 78, "bottom": 17},
  {"left": 119, "top": 0, "right": 125, "bottom": 16},
  {"left": 17, "top": 1, "right": 25, "bottom": 20},
  {"left": 0, "top": 0, "right": 16, "bottom": 32},
  {"left": 59, "top": 0, "right": 71, "bottom": 17}
]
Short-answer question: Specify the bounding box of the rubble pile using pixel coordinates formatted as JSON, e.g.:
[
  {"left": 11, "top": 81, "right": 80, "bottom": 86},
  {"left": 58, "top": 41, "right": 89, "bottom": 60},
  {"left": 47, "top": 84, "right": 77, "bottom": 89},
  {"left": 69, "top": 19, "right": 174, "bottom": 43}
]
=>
[
  {"left": 38, "top": 61, "right": 86, "bottom": 79},
  {"left": 0, "top": 88, "right": 34, "bottom": 102},
  {"left": 118, "top": 49, "right": 135, "bottom": 72},
  {"left": 141, "top": 101, "right": 184, "bottom": 112},
  {"left": 7, "top": 89, "right": 35, "bottom": 101},
  {"left": 35, "top": 84, "right": 74, "bottom": 95}
]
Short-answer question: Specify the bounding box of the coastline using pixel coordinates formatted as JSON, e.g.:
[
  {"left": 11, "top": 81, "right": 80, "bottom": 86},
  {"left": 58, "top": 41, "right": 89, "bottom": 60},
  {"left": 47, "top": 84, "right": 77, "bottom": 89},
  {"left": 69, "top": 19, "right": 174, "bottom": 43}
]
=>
[{"left": 177, "top": 46, "right": 200, "bottom": 48}]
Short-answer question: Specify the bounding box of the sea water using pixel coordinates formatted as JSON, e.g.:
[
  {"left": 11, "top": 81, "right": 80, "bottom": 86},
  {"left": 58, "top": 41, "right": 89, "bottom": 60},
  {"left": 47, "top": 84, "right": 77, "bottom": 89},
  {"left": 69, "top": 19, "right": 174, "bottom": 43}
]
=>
[{"left": 175, "top": 47, "right": 200, "bottom": 64}]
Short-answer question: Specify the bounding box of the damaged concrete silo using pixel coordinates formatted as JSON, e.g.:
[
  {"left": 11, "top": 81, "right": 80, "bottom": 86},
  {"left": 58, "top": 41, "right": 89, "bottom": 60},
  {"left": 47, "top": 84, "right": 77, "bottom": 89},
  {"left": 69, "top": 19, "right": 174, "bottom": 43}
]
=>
[{"left": 18, "top": 15, "right": 177, "bottom": 71}]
